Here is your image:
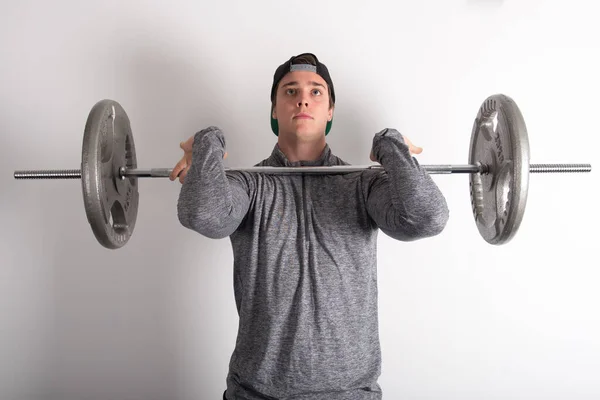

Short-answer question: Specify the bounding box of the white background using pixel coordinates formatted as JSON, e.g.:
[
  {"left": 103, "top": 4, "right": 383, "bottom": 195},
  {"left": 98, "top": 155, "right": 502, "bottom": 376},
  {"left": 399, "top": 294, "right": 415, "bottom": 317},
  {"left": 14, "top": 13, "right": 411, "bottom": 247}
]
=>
[{"left": 1, "top": 0, "right": 599, "bottom": 399}]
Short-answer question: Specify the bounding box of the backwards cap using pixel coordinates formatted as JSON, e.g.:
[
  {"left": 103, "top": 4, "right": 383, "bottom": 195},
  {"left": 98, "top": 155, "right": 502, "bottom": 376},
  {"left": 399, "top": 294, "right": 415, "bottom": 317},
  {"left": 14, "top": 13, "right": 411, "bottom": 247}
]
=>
[{"left": 270, "top": 53, "right": 335, "bottom": 136}]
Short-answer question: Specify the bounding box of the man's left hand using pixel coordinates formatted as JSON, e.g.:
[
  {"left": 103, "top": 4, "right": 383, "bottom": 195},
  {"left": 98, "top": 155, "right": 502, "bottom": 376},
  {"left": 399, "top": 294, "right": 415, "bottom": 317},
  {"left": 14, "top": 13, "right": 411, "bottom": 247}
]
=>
[{"left": 370, "top": 134, "right": 423, "bottom": 161}]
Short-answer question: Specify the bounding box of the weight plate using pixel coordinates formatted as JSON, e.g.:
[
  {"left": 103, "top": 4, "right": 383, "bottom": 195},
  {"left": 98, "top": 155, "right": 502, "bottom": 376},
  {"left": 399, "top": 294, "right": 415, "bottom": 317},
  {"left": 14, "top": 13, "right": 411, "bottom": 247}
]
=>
[
  {"left": 81, "top": 100, "right": 139, "bottom": 249},
  {"left": 469, "top": 94, "right": 530, "bottom": 245}
]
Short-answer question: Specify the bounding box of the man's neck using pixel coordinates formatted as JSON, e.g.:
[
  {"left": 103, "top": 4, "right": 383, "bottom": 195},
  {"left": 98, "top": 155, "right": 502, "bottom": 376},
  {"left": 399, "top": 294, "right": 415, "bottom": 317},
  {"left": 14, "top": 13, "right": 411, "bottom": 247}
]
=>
[{"left": 277, "top": 136, "right": 327, "bottom": 162}]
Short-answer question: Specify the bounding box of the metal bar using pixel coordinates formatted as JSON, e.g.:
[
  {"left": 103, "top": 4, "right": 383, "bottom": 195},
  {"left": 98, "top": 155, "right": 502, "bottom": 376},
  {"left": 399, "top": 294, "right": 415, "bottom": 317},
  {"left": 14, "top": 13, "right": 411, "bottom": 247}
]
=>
[
  {"left": 529, "top": 163, "right": 592, "bottom": 173},
  {"left": 117, "top": 163, "right": 593, "bottom": 177},
  {"left": 122, "top": 164, "right": 482, "bottom": 177},
  {"left": 13, "top": 163, "right": 592, "bottom": 180},
  {"left": 13, "top": 169, "right": 82, "bottom": 179}
]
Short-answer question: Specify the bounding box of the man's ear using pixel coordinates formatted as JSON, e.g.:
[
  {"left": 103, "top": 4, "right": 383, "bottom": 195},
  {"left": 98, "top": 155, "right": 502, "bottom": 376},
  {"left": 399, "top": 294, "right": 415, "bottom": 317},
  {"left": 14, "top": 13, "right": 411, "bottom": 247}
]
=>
[
  {"left": 328, "top": 105, "right": 334, "bottom": 121},
  {"left": 271, "top": 106, "right": 277, "bottom": 119}
]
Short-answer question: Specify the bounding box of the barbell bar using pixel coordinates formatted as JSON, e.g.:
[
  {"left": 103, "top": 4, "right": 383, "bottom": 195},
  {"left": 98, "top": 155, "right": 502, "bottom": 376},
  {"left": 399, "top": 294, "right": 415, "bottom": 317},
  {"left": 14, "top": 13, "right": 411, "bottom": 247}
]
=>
[
  {"left": 13, "top": 94, "right": 592, "bottom": 249},
  {"left": 14, "top": 163, "right": 592, "bottom": 180}
]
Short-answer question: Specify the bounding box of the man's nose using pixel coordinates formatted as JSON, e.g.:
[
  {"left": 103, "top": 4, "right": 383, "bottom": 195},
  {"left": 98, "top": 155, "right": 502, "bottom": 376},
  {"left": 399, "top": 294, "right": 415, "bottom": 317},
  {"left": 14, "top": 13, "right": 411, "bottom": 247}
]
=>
[{"left": 297, "top": 90, "right": 310, "bottom": 107}]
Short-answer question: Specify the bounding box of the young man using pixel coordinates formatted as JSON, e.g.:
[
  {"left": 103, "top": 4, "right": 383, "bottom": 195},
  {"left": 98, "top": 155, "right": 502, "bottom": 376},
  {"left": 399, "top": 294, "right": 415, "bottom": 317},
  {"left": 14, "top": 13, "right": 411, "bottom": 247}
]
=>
[{"left": 170, "top": 53, "right": 449, "bottom": 399}]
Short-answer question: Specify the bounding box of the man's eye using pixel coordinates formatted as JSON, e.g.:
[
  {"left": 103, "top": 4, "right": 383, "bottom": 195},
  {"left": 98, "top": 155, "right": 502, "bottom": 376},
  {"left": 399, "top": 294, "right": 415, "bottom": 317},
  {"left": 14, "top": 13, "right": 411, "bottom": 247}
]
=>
[
  {"left": 286, "top": 88, "right": 296, "bottom": 95},
  {"left": 312, "top": 89, "right": 322, "bottom": 96}
]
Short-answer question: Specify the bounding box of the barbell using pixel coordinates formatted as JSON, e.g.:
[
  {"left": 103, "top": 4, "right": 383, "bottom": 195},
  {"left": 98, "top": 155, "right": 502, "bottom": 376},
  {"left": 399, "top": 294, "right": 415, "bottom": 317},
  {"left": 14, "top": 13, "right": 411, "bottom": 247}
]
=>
[{"left": 13, "top": 94, "right": 591, "bottom": 249}]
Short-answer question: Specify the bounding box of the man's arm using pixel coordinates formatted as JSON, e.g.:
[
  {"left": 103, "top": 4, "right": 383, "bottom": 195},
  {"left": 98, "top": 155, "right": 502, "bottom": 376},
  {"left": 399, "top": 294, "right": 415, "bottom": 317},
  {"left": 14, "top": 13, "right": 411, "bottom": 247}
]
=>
[
  {"left": 177, "top": 126, "right": 251, "bottom": 239},
  {"left": 366, "top": 128, "right": 449, "bottom": 241}
]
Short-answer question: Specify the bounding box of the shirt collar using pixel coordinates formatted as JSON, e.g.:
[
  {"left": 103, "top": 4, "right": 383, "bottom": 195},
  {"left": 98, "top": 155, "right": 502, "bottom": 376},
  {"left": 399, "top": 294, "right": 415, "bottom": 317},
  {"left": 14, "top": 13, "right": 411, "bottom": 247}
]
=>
[{"left": 268, "top": 143, "right": 335, "bottom": 167}]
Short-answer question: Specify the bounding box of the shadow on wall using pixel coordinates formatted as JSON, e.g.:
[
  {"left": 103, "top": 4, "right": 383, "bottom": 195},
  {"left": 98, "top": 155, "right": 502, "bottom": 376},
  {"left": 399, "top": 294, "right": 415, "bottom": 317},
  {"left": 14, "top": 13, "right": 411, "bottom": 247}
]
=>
[
  {"left": 38, "top": 37, "right": 233, "bottom": 400},
  {"left": 1, "top": 115, "right": 57, "bottom": 400}
]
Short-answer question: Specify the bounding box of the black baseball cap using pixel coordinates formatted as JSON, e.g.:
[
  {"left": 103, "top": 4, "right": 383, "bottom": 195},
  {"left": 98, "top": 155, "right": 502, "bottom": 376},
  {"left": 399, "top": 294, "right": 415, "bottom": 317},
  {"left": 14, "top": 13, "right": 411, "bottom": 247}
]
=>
[{"left": 270, "top": 53, "right": 335, "bottom": 136}]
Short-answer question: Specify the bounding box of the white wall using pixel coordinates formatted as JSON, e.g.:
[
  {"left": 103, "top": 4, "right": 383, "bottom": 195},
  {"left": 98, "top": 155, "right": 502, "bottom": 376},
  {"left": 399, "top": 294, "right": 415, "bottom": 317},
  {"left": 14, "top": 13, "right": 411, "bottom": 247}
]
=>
[{"left": 1, "top": 0, "right": 599, "bottom": 399}]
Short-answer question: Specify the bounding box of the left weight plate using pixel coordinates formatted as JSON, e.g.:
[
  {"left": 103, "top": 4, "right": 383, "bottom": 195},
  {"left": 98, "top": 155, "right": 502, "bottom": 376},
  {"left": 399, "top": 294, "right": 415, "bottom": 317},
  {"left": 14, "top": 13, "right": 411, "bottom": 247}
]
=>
[{"left": 81, "top": 100, "right": 139, "bottom": 249}]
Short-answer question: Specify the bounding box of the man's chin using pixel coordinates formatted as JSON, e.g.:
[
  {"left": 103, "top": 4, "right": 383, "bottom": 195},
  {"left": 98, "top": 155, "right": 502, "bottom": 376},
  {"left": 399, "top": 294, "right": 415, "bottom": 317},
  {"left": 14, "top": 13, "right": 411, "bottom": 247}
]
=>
[
  {"left": 295, "top": 131, "right": 325, "bottom": 141},
  {"left": 286, "top": 126, "right": 325, "bottom": 138}
]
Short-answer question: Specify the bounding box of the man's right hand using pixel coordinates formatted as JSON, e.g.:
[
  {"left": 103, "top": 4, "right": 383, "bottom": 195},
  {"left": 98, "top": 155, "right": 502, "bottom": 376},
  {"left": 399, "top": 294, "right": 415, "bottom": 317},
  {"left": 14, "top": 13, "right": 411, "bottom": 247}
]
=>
[{"left": 169, "top": 135, "right": 227, "bottom": 184}]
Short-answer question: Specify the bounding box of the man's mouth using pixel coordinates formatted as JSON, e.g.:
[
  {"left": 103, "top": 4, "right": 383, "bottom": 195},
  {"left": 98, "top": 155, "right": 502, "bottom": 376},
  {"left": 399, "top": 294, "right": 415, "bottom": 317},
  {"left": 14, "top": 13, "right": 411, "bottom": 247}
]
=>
[{"left": 294, "top": 113, "right": 313, "bottom": 119}]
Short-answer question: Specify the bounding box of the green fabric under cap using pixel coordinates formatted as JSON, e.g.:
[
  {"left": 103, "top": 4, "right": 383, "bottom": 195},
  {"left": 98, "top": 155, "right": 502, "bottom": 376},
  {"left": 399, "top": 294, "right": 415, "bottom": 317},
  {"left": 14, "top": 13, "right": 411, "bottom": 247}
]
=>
[{"left": 270, "top": 53, "right": 335, "bottom": 136}]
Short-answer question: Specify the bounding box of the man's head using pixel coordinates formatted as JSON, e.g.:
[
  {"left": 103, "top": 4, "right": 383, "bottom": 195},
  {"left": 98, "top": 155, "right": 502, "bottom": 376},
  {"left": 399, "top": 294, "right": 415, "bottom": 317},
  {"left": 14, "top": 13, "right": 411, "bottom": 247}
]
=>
[{"left": 270, "top": 53, "right": 335, "bottom": 138}]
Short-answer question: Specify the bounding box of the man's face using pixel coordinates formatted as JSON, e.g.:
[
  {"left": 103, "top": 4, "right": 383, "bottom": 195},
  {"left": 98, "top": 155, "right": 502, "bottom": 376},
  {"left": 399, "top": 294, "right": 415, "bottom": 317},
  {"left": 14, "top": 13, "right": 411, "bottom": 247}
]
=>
[{"left": 272, "top": 70, "right": 333, "bottom": 140}]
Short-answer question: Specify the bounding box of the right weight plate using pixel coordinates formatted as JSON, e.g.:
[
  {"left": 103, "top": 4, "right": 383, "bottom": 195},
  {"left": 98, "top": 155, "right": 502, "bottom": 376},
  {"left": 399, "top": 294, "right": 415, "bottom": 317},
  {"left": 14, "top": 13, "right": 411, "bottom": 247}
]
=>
[{"left": 469, "top": 94, "right": 530, "bottom": 245}]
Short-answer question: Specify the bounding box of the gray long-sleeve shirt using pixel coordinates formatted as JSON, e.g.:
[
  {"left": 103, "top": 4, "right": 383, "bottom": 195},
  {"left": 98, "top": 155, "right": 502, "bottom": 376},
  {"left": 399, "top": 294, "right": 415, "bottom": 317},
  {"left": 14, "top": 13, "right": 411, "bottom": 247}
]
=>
[{"left": 177, "top": 127, "right": 449, "bottom": 399}]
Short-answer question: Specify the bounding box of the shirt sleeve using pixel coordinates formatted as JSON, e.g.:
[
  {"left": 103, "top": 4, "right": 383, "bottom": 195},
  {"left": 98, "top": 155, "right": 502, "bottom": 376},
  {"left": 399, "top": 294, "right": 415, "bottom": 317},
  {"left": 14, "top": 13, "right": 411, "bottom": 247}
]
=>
[
  {"left": 365, "top": 128, "right": 450, "bottom": 241},
  {"left": 177, "top": 126, "right": 252, "bottom": 239}
]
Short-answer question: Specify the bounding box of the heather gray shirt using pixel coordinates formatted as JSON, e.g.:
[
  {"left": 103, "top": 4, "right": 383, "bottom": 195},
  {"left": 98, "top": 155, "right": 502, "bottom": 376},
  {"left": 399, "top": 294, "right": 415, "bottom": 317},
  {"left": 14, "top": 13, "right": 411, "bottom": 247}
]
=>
[{"left": 177, "top": 127, "right": 449, "bottom": 399}]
